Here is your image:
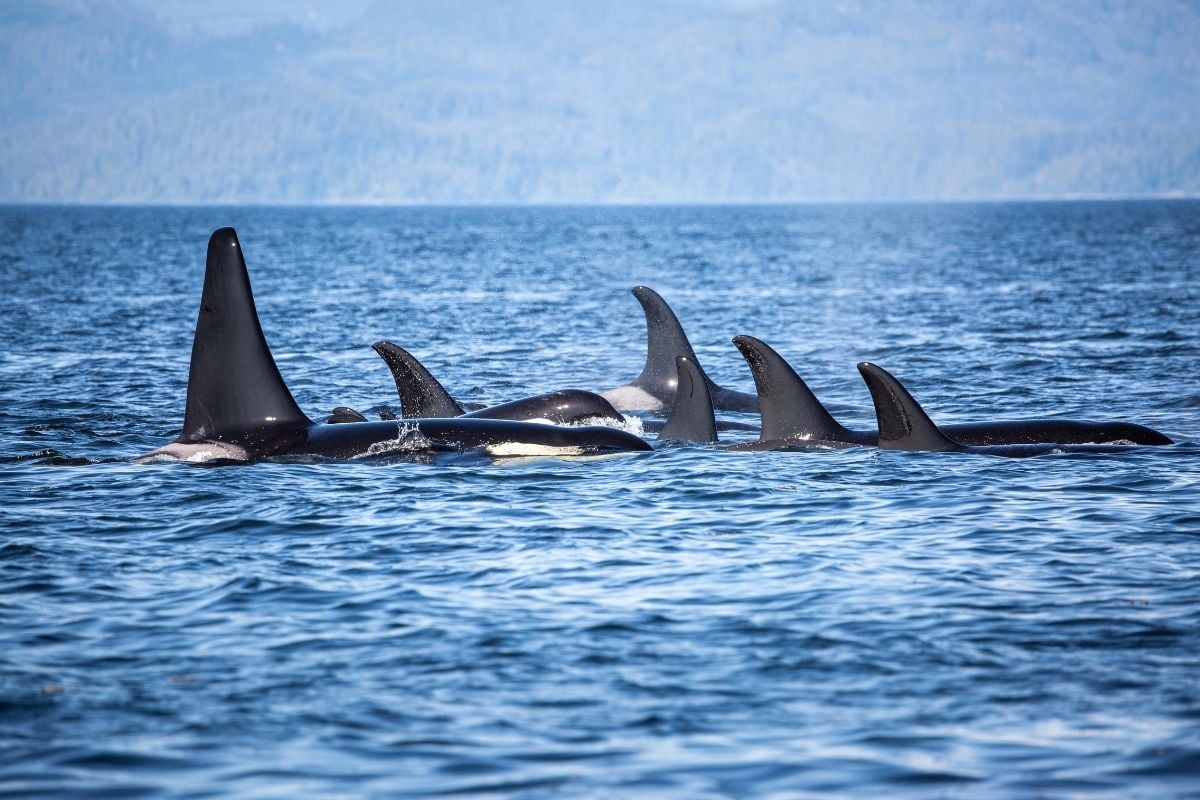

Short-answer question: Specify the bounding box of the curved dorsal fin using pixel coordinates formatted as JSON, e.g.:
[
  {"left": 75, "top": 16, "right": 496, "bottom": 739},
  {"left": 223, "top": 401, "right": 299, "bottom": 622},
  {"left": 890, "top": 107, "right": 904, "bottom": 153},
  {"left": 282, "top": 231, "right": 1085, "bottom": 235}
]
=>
[
  {"left": 857, "top": 362, "right": 958, "bottom": 452},
  {"left": 659, "top": 356, "right": 717, "bottom": 443},
  {"left": 632, "top": 286, "right": 705, "bottom": 395},
  {"left": 371, "top": 341, "right": 465, "bottom": 418},
  {"left": 181, "top": 228, "right": 310, "bottom": 442},
  {"left": 732, "top": 335, "right": 850, "bottom": 442},
  {"left": 327, "top": 406, "right": 368, "bottom": 424},
  {"left": 611, "top": 286, "right": 759, "bottom": 412}
]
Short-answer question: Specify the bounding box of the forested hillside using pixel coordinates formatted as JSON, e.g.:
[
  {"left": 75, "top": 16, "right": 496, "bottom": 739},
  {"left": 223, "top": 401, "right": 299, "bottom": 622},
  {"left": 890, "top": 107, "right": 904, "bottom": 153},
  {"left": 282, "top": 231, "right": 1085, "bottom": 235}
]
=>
[{"left": 2, "top": 0, "right": 1198, "bottom": 203}]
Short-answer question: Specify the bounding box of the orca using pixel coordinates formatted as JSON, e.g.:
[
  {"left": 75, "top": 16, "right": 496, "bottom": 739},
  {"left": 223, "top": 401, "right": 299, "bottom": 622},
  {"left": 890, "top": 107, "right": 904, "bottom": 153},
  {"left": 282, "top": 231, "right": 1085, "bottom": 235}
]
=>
[
  {"left": 146, "top": 229, "right": 652, "bottom": 463},
  {"left": 371, "top": 341, "right": 626, "bottom": 426},
  {"left": 602, "top": 286, "right": 758, "bottom": 413},
  {"left": 858, "top": 362, "right": 1150, "bottom": 458},
  {"left": 374, "top": 342, "right": 727, "bottom": 445},
  {"left": 732, "top": 335, "right": 1172, "bottom": 448}
]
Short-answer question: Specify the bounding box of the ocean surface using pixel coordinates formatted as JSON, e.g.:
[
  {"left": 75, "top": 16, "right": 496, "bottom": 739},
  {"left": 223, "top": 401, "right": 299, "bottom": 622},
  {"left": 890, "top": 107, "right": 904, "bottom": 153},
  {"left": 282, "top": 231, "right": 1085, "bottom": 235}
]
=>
[{"left": 1, "top": 202, "right": 1198, "bottom": 798}]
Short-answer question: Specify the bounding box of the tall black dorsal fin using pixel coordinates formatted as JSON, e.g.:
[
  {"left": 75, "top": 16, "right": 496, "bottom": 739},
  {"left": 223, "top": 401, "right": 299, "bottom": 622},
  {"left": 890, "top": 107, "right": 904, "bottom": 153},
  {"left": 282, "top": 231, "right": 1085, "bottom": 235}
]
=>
[
  {"left": 857, "top": 363, "right": 958, "bottom": 452},
  {"left": 659, "top": 356, "right": 717, "bottom": 443},
  {"left": 371, "top": 341, "right": 465, "bottom": 418},
  {"left": 732, "top": 335, "right": 850, "bottom": 442},
  {"left": 181, "top": 228, "right": 310, "bottom": 442},
  {"left": 632, "top": 286, "right": 706, "bottom": 395}
]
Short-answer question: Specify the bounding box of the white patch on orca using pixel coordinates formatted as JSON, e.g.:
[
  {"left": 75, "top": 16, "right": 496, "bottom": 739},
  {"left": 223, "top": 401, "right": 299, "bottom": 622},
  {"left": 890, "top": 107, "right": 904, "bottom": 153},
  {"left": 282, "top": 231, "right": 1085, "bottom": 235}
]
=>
[
  {"left": 139, "top": 441, "right": 252, "bottom": 463},
  {"left": 601, "top": 385, "right": 664, "bottom": 412},
  {"left": 484, "top": 442, "right": 586, "bottom": 458}
]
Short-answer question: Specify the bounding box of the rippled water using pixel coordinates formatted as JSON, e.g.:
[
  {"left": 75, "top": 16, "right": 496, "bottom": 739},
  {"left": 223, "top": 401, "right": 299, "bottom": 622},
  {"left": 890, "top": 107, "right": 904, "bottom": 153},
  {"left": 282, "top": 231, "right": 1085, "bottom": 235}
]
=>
[{"left": 2, "top": 203, "right": 1199, "bottom": 798}]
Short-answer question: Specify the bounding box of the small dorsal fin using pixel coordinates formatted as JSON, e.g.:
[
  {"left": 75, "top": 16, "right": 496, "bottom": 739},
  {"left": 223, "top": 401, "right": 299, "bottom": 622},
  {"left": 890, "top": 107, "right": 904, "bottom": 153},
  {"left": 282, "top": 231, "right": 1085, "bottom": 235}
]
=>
[
  {"left": 371, "top": 341, "right": 465, "bottom": 418},
  {"left": 857, "top": 363, "right": 958, "bottom": 452},
  {"left": 732, "top": 335, "right": 850, "bottom": 442},
  {"left": 659, "top": 356, "right": 717, "bottom": 443},
  {"left": 180, "top": 228, "right": 311, "bottom": 443},
  {"left": 327, "top": 406, "right": 368, "bottom": 424},
  {"left": 632, "top": 286, "right": 705, "bottom": 395}
]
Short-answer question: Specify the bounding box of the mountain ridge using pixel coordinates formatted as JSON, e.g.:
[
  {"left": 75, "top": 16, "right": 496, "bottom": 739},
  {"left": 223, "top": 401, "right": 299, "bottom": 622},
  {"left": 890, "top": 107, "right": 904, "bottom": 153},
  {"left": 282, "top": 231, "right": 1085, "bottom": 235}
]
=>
[{"left": 3, "top": 0, "right": 1198, "bottom": 203}]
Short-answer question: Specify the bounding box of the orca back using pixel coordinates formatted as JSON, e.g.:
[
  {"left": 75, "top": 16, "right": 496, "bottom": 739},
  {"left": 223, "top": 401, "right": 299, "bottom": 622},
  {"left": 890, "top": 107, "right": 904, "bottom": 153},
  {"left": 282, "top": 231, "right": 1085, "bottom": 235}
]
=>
[{"left": 463, "top": 390, "right": 622, "bottom": 425}]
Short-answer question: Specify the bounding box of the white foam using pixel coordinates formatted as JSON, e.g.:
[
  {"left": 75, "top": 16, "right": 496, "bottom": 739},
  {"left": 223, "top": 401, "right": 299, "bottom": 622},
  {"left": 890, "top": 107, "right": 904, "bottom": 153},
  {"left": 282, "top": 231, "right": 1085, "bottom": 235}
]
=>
[
  {"left": 356, "top": 423, "right": 436, "bottom": 458},
  {"left": 607, "top": 414, "right": 645, "bottom": 437},
  {"left": 549, "top": 413, "right": 644, "bottom": 436}
]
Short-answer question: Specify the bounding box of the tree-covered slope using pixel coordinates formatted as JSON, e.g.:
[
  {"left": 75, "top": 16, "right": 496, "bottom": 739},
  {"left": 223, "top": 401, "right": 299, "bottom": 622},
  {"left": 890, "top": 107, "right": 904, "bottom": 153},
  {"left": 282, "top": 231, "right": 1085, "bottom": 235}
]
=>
[{"left": 2, "top": 0, "right": 1197, "bottom": 203}]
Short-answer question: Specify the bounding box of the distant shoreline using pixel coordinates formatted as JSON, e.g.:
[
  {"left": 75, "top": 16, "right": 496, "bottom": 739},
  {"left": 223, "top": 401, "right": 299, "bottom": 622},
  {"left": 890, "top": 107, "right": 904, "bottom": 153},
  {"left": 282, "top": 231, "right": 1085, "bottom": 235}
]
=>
[{"left": 2, "top": 194, "right": 1198, "bottom": 210}]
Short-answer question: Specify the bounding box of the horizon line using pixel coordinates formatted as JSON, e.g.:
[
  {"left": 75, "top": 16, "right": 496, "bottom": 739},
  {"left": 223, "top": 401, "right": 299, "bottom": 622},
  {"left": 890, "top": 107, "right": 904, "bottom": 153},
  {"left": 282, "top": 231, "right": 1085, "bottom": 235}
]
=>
[{"left": 2, "top": 191, "right": 1199, "bottom": 210}]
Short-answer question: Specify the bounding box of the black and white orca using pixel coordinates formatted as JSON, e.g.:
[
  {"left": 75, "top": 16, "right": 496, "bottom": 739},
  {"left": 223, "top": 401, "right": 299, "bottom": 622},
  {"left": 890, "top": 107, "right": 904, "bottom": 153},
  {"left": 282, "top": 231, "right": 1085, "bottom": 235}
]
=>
[
  {"left": 858, "top": 362, "right": 1162, "bottom": 457},
  {"left": 602, "top": 286, "right": 758, "bottom": 413},
  {"left": 732, "top": 335, "right": 1171, "bottom": 449},
  {"left": 146, "top": 229, "right": 651, "bottom": 463},
  {"left": 371, "top": 341, "right": 626, "bottom": 426}
]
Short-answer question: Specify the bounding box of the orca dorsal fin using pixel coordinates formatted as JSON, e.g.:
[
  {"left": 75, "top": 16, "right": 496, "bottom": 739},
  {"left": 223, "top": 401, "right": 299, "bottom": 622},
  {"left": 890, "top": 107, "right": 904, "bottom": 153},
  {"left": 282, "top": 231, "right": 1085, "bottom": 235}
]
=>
[
  {"left": 327, "top": 406, "right": 368, "bottom": 424},
  {"left": 659, "top": 356, "right": 717, "bottom": 443},
  {"left": 632, "top": 286, "right": 706, "bottom": 395},
  {"left": 732, "top": 335, "right": 850, "bottom": 442},
  {"left": 857, "top": 363, "right": 958, "bottom": 452},
  {"left": 180, "top": 228, "right": 310, "bottom": 443},
  {"left": 371, "top": 341, "right": 465, "bottom": 418}
]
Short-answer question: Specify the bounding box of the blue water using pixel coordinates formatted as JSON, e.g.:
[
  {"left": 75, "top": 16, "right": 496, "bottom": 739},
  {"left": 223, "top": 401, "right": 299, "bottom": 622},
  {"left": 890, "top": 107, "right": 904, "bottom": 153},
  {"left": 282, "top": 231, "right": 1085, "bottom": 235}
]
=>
[{"left": 2, "top": 203, "right": 1199, "bottom": 798}]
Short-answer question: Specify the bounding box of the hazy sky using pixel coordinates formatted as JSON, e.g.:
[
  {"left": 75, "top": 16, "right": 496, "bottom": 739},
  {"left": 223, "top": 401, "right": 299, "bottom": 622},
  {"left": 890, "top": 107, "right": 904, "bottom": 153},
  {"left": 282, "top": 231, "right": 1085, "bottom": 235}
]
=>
[{"left": 2, "top": 0, "right": 1198, "bottom": 203}]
